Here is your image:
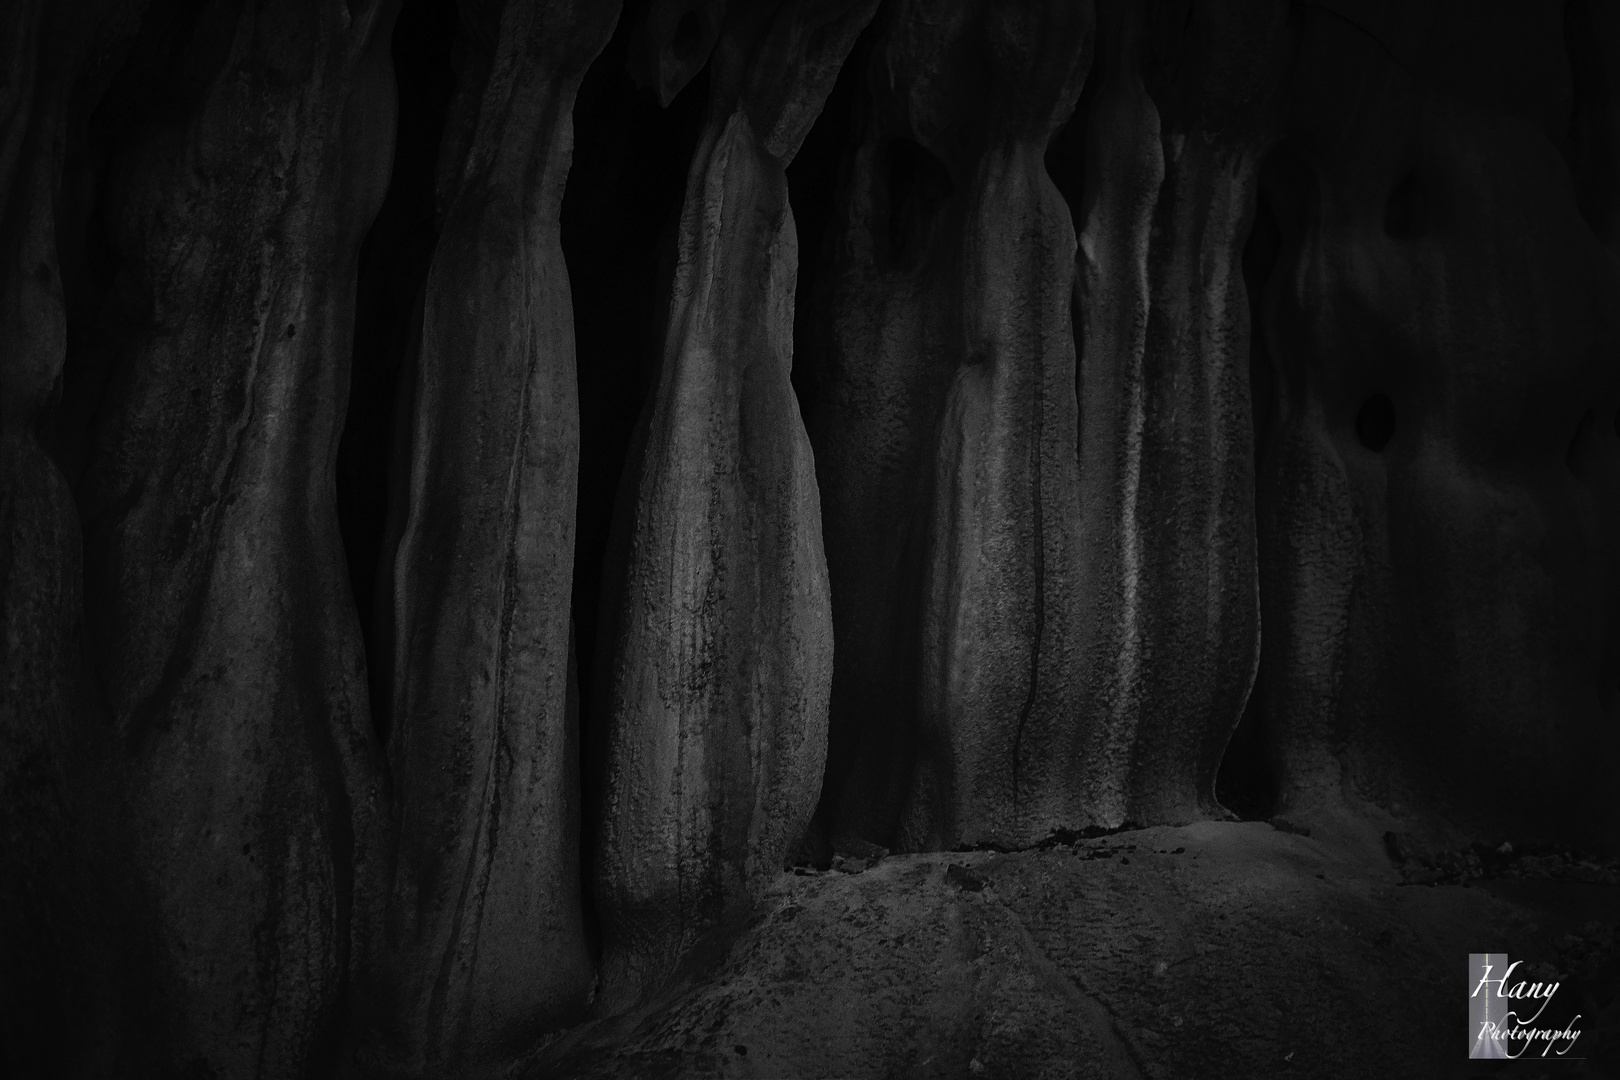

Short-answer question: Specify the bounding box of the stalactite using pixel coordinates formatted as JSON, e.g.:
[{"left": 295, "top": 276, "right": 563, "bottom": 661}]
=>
[
  {"left": 68, "top": 1, "right": 398, "bottom": 1072},
  {"left": 592, "top": 0, "right": 876, "bottom": 1012},
  {"left": 355, "top": 0, "right": 619, "bottom": 1071},
  {"left": 1258, "top": 4, "right": 1620, "bottom": 853}
]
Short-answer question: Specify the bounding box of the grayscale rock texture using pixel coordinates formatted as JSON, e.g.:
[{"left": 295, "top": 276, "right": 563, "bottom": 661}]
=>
[{"left": 0, "top": 0, "right": 1615, "bottom": 1076}]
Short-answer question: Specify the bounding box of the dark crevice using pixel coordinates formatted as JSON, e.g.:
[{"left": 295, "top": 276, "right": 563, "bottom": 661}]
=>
[
  {"left": 1045, "top": 57, "right": 1088, "bottom": 451},
  {"left": 1567, "top": 409, "right": 1596, "bottom": 478},
  {"left": 1216, "top": 668, "right": 1274, "bottom": 821},
  {"left": 787, "top": 13, "right": 878, "bottom": 850},
  {"left": 563, "top": 2, "right": 714, "bottom": 965},
  {"left": 954, "top": 819, "right": 1147, "bottom": 855},
  {"left": 1242, "top": 187, "right": 1280, "bottom": 467},
  {"left": 1011, "top": 350, "right": 1046, "bottom": 812},
  {"left": 880, "top": 137, "right": 954, "bottom": 267},
  {"left": 1356, "top": 392, "right": 1396, "bottom": 452},
  {"left": 1214, "top": 173, "right": 1284, "bottom": 823},
  {"left": 672, "top": 9, "right": 703, "bottom": 60},
  {"left": 1563, "top": 0, "right": 1619, "bottom": 245},
  {"left": 1382, "top": 170, "right": 1420, "bottom": 239},
  {"left": 786, "top": 13, "right": 866, "bottom": 432},
  {"left": 338, "top": 0, "right": 459, "bottom": 746}
]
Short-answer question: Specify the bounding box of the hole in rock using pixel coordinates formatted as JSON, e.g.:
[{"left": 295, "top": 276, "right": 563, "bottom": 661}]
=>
[
  {"left": 1356, "top": 393, "right": 1396, "bottom": 452},
  {"left": 1383, "top": 170, "right": 1420, "bottom": 239}
]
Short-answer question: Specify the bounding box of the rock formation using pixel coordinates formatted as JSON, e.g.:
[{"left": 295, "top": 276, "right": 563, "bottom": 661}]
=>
[
  {"left": 356, "top": 0, "right": 618, "bottom": 1072},
  {"left": 1257, "top": 0, "right": 1620, "bottom": 855},
  {"left": 63, "top": 1, "right": 398, "bottom": 1074},
  {"left": 804, "top": 0, "right": 1097, "bottom": 851},
  {"left": 0, "top": 0, "right": 1615, "bottom": 1076},
  {"left": 591, "top": 0, "right": 874, "bottom": 1012},
  {"left": 1068, "top": 0, "right": 1283, "bottom": 828}
]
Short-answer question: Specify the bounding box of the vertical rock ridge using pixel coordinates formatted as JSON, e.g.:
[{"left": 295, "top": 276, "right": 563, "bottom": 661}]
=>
[
  {"left": 809, "top": 0, "right": 1096, "bottom": 851},
  {"left": 593, "top": 0, "right": 875, "bottom": 1011},
  {"left": 65, "top": 1, "right": 399, "bottom": 1073},
  {"left": 1069, "top": 0, "right": 1286, "bottom": 829},
  {"left": 357, "top": 0, "right": 619, "bottom": 1071}
]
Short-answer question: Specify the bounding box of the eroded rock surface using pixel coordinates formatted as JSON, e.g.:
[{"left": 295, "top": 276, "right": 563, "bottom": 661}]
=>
[
  {"left": 357, "top": 0, "right": 618, "bottom": 1071},
  {"left": 1068, "top": 0, "right": 1284, "bottom": 827},
  {"left": 31, "top": 1, "right": 401, "bottom": 1074},
  {"left": 805, "top": 0, "right": 1098, "bottom": 852},
  {"left": 592, "top": 0, "right": 875, "bottom": 1015},
  {"left": 1256, "top": 2, "right": 1620, "bottom": 857}
]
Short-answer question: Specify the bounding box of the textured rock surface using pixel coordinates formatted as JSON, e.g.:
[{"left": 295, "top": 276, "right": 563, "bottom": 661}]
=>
[
  {"left": 539, "top": 820, "right": 1620, "bottom": 1079},
  {"left": 1255, "top": 2, "right": 1620, "bottom": 857},
  {"left": 1067, "top": 0, "right": 1282, "bottom": 827},
  {"left": 1, "top": 0, "right": 1617, "bottom": 1074},
  {"left": 899, "top": 0, "right": 1094, "bottom": 850},
  {"left": 63, "top": 2, "right": 398, "bottom": 1074},
  {"left": 808, "top": 0, "right": 1282, "bottom": 850},
  {"left": 355, "top": 0, "right": 618, "bottom": 1072},
  {"left": 805, "top": 0, "right": 1098, "bottom": 852},
  {"left": 592, "top": 0, "right": 875, "bottom": 1013}
]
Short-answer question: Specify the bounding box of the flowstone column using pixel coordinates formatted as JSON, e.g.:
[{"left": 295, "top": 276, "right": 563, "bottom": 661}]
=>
[
  {"left": 900, "top": 0, "right": 1096, "bottom": 850},
  {"left": 72, "top": 2, "right": 399, "bottom": 1074},
  {"left": 1070, "top": 0, "right": 1284, "bottom": 827},
  {"left": 806, "top": 0, "right": 1096, "bottom": 851},
  {"left": 593, "top": 0, "right": 877, "bottom": 1012},
  {"left": 359, "top": 0, "right": 619, "bottom": 1071}
]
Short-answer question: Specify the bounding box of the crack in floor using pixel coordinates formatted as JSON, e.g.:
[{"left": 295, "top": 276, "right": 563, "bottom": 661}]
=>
[{"left": 988, "top": 889, "right": 1149, "bottom": 1079}]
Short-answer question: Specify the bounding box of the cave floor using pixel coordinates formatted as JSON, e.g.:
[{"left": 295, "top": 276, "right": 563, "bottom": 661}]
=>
[{"left": 535, "top": 821, "right": 1618, "bottom": 1078}]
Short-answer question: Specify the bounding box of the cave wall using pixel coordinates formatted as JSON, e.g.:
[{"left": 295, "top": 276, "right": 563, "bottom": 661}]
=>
[{"left": 1, "top": 0, "right": 1616, "bottom": 1075}]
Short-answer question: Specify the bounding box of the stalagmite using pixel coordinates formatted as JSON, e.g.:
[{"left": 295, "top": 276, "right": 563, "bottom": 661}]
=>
[
  {"left": 1071, "top": 0, "right": 1283, "bottom": 826},
  {"left": 593, "top": 0, "right": 876, "bottom": 1011},
  {"left": 1257, "top": 4, "right": 1620, "bottom": 853},
  {"left": 358, "top": 0, "right": 619, "bottom": 1070},
  {"left": 69, "top": 2, "right": 398, "bottom": 1073}
]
